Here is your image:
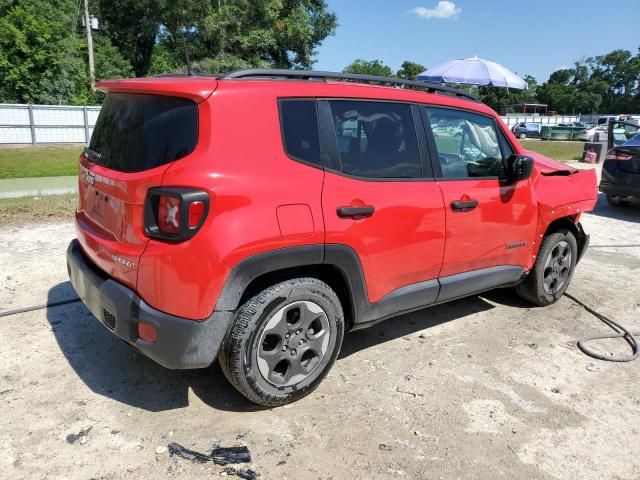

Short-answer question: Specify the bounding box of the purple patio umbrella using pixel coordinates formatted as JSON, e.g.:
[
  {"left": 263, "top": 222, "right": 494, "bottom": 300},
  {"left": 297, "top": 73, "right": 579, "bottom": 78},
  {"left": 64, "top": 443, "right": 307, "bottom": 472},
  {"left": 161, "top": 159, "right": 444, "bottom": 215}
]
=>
[{"left": 417, "top": 56, "right": 527, "bottom": 89}]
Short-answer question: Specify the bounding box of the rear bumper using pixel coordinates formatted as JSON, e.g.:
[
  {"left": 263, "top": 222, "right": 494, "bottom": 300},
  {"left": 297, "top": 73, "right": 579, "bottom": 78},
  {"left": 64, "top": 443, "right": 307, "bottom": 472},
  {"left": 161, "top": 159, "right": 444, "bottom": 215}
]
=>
[
  {"left": 66, "top": 239, "right": 233, "bottom": 369},
  {"left": 599, "top": 181, "right": 640, "bottom": 198}
]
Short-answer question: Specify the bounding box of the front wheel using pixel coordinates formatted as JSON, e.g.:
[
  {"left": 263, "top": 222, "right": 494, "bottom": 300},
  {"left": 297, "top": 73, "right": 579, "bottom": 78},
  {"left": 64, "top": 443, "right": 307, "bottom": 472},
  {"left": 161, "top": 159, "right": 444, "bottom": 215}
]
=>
[
  {"left": 518, "top": 132, "right": 527, "bottom": 139},
  {"left": 219, "top": 278, "right": 344, "bottom": 406},
  {"left": 515, "top": 230, "right": 577, "bottom": 306}
]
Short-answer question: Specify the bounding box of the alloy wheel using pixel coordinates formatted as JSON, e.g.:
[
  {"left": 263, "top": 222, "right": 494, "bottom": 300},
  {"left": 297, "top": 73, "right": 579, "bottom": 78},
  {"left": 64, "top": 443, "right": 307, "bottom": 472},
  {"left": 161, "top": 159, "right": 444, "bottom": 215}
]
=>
[
  {"left": 256, "top": 301, "right": 331, "bottom": 387},
  {"left": 542, "top": 240, "right": 572, "bottom": 295}
]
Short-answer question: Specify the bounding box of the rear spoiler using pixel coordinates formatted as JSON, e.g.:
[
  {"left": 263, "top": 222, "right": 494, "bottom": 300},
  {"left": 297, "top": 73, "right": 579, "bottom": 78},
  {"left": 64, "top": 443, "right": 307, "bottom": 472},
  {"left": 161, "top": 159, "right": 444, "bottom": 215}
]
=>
[{"left": 96, "top": 77, "right": 217, "bottom": 103}]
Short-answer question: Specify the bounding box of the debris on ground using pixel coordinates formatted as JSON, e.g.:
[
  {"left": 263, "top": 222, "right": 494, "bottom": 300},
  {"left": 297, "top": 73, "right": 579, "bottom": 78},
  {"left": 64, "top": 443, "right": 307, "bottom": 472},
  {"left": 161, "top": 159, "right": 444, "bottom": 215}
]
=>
[
  {"left": 168, "top": 442, "right": 254, "bottom": 468},
  {"left": 65, "top": 426, "right": 92, "bottom": 444},
  {"left": 210, "top": 446, "right": 252, "bottom": 465},
  {"left": 223, "top": 466, "right": 259, "bottom": 479},
  {"left": 395, "top": 386, "right": 424, "bottom": 397},
  {"left": 167, "top": 443, "right": 212, "bottom": 463},
  {"left": 586, "top": 362, "right": 598, "bottom": 372},
  {"left": 155, "top": 445, "right": 168, "bottom": 454}
]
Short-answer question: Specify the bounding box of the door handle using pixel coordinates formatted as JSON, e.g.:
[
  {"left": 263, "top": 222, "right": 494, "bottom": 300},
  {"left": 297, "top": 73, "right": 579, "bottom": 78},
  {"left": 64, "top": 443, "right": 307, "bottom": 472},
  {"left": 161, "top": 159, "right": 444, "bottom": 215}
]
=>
[
  {"left": 336, "top": 205, "right": 375, "bottom": 219},
  {"left": 451, "top": 199, "right": 478, "bottom": 211}
]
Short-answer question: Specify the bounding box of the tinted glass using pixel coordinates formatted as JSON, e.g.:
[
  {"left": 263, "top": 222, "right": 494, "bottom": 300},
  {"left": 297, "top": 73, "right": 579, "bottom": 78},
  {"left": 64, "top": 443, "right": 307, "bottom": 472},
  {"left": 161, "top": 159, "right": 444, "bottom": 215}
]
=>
[
  {"left": 89, "top": 94, "right": 198, "bottom": 173},
  {"left": 329, "top": 100, "right": 421, "bottom": 178},
  {"left": 426, "top": 107, "right": 507, "bottom": 178},
  {"left": 280, "top": 100, "right": 321, "bottom": 166}
]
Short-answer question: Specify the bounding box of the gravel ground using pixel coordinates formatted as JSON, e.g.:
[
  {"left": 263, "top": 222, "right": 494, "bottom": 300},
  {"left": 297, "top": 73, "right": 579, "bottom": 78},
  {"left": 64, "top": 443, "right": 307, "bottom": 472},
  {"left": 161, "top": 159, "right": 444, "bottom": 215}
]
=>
[{"left": 1, "top": 168, "right": 639, "bottom": 480}]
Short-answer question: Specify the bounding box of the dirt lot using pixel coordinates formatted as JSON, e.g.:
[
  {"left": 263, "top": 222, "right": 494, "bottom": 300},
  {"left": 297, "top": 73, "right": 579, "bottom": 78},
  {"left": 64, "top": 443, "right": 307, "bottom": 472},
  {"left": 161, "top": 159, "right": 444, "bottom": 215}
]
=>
[{"left": 1, "top": 172, "right": 639, "bottom": 479}]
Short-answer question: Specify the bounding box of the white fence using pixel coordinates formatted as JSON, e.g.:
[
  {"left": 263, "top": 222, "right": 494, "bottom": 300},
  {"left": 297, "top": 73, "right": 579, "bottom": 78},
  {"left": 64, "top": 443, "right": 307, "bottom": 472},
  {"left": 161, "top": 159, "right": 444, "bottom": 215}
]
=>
[
  {"left": 0, "top": 103, "right": 582, "bottom": 144},
  {"left": 0, "top": 103, "right": 101, "bottom": 144},
  {"left": 499, "top": 115, "right": 580, "bottom": 128}
]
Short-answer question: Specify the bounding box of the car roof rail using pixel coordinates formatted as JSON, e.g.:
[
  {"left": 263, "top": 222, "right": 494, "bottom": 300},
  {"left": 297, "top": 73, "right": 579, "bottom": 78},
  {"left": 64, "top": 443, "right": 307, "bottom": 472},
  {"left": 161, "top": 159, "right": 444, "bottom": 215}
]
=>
[
  {"left": 154, "top": 72, "right": 222, "bottom": 78},
  {"left": 221, "top": 69, "right": 479, "bottom": 102}
]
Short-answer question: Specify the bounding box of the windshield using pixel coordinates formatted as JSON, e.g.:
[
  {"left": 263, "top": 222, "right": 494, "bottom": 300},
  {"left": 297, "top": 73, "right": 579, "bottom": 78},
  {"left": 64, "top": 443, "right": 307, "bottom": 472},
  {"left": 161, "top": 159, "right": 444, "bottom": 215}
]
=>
[{"left": 88, "top": 93, "right": 198, "bottom": 173}]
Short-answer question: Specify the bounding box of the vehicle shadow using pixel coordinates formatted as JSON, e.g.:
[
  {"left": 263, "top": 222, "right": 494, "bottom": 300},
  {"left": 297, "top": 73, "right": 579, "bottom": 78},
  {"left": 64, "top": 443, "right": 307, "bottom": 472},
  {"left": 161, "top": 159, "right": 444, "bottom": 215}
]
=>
[
  {"left": 47, "top": 282, "right": 526, "bottom": 412},
  {"left": 46, "top": 281, "right": 258, "bottom": 413},
  {"left": 338, "top": 291, "right": 518, "bottom": 358},
  {"left": 588, "top": 192, "right": 640, "bottom": 224}
]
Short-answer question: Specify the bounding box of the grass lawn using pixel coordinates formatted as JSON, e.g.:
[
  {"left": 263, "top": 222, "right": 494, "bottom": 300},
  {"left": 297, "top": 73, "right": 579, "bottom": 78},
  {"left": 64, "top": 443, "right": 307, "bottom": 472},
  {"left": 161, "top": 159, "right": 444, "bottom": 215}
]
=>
[
  {"left": 0, "top": 146, "right": 81, "bottom": 179},
  {"left": 0, "top": 193, "right": 77, "bottom": 225},
  {"left": 518, "top": 139, "right": 584, "bottom": 161}
]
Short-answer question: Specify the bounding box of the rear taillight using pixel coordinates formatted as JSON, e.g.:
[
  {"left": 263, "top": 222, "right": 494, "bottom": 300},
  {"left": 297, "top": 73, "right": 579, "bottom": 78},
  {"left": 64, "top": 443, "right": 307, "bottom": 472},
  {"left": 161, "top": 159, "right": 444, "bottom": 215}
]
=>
[
  {"left": 144, "top": 188, "right": 210, "bottom": 241},
  {"left": 606, "top": 150, "right": 634, "bottom": 161},
  {"left": 158, "top": 195, "right": 181, "bottom": 234},
  {"left": 188, "top": 201, "right": 206, "bottom": 228}
]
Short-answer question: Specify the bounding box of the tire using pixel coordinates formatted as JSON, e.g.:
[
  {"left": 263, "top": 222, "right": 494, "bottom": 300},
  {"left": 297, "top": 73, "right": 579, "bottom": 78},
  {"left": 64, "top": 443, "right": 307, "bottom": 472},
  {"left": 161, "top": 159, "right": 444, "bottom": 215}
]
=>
[
  {"left": 518, "top": 133, "right": 527, "bottom": 139},
  {"left": 219, "top": 277, "right": 344, "bottom": 406},
  {"left": 515, "top": 229, "right": 577, "bottom": 307}
]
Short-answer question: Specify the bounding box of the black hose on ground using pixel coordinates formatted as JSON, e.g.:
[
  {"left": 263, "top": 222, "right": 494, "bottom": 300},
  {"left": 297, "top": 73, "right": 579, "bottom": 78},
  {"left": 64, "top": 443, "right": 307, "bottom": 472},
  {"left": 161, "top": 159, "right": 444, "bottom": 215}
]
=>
[
  {"left": 0, "top": 297, "right": 80, "bottom": 318},
  {"left": 565, "top": 292, "right": 640, "bottom": 362}
]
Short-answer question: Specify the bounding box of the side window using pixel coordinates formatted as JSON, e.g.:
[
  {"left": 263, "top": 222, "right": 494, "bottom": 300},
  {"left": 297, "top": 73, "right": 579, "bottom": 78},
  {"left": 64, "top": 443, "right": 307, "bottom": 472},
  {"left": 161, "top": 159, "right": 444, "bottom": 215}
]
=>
[
  {"left": 328, "top": 100, "right": 422, "bottom": 179},
  {"left": 497, "top": 127, "right": 514, "bottom": 158},
  {"left": 425, "top": 107, "right": 507, "bottom": 178},
  {"left": 280, "top": 100, "right": 321, "bottom": 167}
]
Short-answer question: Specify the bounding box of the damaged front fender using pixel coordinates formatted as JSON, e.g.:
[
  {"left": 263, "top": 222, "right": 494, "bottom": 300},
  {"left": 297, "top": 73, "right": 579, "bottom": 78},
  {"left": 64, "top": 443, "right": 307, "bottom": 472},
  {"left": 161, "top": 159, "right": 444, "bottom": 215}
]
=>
[{"left": 525, "top": 152, "right": 598, "bottom": 269}]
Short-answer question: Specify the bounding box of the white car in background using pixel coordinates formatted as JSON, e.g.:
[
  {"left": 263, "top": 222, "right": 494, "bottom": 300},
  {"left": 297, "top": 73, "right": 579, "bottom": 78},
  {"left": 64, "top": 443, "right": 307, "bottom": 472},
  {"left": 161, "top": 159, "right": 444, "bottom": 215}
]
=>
[{"left": 578, "top": 125, "right": 613, "bottom": 142}]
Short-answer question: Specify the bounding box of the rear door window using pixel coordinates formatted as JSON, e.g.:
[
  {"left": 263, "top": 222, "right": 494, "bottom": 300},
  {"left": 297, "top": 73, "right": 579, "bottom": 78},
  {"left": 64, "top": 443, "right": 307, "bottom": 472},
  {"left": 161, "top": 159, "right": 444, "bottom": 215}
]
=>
[
  {"left": 328, "top": 100, "right": 422, "bottom": 179},
  {"left": 425, "top": 107, "right": 507, "bottom": 178},
  {"left": 279, "top": 100, "right": 321, "bottom": 167},
  {"left": 88, "top": 94, "right": 198, "bottom": 173}
]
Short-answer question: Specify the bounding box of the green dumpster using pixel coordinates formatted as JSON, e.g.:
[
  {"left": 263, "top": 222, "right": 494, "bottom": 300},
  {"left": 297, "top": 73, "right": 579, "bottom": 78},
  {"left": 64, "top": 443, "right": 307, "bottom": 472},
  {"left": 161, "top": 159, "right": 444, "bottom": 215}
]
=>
[{"left": 541, "top": 125, "right": 583, "bottom": 140}]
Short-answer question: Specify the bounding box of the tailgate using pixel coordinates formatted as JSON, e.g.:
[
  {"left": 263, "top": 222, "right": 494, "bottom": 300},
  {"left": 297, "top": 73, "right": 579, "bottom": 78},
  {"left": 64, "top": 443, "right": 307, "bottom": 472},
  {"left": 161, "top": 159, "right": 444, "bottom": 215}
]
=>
[{"left": 76, "top": 157, "right": 169, "bottom": 289}]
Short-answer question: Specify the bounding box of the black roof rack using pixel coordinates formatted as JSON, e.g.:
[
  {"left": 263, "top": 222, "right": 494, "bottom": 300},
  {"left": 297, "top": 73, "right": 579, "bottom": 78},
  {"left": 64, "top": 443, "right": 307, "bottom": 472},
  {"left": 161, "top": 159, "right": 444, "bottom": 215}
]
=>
[
  {"left": 154, "top": 72, "right": 221, "bottom": 78},
  {"left": 221, "top": 68, "right": 479, "bottom": 102}
]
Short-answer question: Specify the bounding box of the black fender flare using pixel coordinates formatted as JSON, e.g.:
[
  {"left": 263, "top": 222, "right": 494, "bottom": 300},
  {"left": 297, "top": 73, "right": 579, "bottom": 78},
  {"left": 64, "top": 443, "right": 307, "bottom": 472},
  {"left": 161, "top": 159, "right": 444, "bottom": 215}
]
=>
[{"left": 213, "top": 244, "right": 441, "bottom": 329}]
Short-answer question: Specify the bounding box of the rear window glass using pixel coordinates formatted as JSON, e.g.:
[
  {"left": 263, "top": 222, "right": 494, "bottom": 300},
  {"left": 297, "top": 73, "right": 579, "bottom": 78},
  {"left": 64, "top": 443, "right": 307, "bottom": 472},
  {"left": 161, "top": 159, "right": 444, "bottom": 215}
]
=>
[
  {"left": 280, "top": 100, "right": 321, "bottom": 167},
  {"left": 88, "top": 94, "right": 198, "bottom": 172}
]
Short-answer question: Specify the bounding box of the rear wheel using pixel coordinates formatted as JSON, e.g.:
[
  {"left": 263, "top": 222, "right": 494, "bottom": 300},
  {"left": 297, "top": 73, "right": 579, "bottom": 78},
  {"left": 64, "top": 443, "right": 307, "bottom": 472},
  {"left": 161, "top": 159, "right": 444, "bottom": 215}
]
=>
[
  {"left": 219, "top": 278, "right": 344, "bottom": 406},
  {"left": 515, "top": 230, "right": 577, "bottom": 306}
]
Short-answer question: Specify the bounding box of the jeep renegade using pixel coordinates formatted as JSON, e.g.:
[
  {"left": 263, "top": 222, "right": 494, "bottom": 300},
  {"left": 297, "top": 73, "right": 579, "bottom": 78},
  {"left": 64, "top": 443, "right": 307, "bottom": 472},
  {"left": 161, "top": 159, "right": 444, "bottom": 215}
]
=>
[{"left": 67, "top": 69, "right": 598, "bottom": 406}]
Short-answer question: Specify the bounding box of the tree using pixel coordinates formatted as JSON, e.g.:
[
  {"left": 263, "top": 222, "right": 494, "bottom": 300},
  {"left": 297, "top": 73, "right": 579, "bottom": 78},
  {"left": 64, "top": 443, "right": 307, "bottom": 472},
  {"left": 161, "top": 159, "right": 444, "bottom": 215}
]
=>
[
  {"left": 96, "top": 0, "right": 161, "bottom": 77},
  {"left": 0, "top": 0, "right": 83, "bottom": 104},
  {"left": 0, "top": 0, "right": 338, "bottom": 103},
  {"left": 155, "top": 0, "right": 338, "bottom": 74},
  {"left": 477, "top": 74, "right": 539, "bottom": 113},
  {"left": 396, "top": 61, "right": 425, "bottom": 80},
  {"left": 343, "top": 59, "right": 393, "bottom": 77}
]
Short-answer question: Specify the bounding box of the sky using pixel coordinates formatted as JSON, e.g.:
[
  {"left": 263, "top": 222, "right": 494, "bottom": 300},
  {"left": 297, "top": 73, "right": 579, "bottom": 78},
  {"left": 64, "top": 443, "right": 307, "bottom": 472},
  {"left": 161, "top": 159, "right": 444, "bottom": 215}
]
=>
[{"left": 314, "top": 0, "right": 640, "bottom": 83}]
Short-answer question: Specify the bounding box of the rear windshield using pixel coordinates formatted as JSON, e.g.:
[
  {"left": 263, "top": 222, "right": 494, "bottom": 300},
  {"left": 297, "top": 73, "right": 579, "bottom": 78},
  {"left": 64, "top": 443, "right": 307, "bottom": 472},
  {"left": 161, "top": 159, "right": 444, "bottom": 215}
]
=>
[{"left": 88, "top": 94, "right": 198, "bottom": 172}]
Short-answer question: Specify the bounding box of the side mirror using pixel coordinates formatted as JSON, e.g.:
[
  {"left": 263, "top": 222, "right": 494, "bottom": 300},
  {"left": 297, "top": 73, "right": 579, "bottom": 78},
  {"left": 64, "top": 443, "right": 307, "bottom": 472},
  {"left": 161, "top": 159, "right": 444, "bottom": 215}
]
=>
[{"left": 507, "top": 155, "right": 534, "bottom": 182}]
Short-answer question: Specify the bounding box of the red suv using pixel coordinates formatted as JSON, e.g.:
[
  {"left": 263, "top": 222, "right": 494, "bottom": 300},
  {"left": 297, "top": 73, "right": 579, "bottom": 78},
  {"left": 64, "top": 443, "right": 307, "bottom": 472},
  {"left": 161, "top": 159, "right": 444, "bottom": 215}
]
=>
[{"left": 67, "top": 70, "right": 598, "bottom": 406}]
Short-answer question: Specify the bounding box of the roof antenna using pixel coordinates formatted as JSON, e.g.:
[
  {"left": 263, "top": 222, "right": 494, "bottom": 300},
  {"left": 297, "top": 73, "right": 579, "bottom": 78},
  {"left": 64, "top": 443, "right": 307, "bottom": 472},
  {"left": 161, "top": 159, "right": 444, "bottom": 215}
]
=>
[{"left": 180, "top": 28, "right": 193, "bottom": 76}]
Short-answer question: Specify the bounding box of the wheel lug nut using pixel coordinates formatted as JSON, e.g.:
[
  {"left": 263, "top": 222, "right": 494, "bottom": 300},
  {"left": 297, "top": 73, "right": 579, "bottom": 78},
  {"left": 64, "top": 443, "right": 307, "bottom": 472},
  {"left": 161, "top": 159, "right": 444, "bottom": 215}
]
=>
[
  {"left": 282, "top": 346, "right": 287, "bottom": 351},
  {"left": 299, "top": 339, "right": 304, "bottom": 345},
  {"left": 291, "top": 349, "right": 296, "bottom": 356},
  {"left": 296, "top": 329, "right": 301, "bottom": 335},
  {"left": 285, "top": 333, "right": 290, "bottom": 339}
]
